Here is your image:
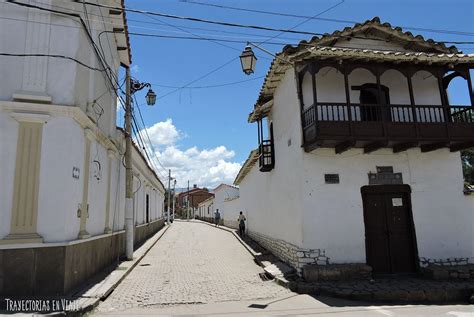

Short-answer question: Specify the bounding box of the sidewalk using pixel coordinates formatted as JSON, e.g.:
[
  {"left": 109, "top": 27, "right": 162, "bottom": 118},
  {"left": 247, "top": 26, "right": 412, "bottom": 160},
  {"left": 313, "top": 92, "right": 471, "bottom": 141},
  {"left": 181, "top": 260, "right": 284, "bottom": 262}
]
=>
[
  {"left": 194, "top": 220, "right": 474, "bottom": 304},
  {"left": 0, "top": 224, "right": 170, "bottom": 316}
]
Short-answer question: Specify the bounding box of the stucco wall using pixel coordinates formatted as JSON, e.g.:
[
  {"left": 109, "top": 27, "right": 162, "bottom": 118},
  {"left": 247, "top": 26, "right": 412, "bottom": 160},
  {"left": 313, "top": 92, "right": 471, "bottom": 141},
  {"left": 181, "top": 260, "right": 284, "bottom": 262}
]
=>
[
  {"left": 239, "top": 70, "right": 305, "bottom": 247},
  {"left": 221, "top": 197, "right": 242, "bottom": 229},
  {"left": 239, "top": 63, "right": 472, "bottom": 267},
  {"left": 0, "top": 1, "right": 119, "bottom": 137},
  {"left": 213, "top": 185, "right": 239, "bottom": 221},
  {"left": 301, "top": 147, "right": 473, "bottom": 264},
  {"left": 0, "top": 103, "right": 165, "bottom": 244}
]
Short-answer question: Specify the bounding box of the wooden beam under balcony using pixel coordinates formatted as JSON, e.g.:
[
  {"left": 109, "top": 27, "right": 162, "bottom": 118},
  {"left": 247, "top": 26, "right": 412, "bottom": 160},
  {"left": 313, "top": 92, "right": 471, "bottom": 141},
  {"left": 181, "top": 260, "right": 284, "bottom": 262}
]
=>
[
  {"left": 420, "top": 142, "right": 448, "bottom": 153},
  {"left": 449, "top": 141, "right": 474, "bottom": 152},
  {"left": 364, "top": 141, "right": 388, "bottom": 154},
  {"left": 393, "top": 142, "right": 418, "bottom": 153},
  {"left": 335, "top": 140, "right": 355, "bottom": 154}
]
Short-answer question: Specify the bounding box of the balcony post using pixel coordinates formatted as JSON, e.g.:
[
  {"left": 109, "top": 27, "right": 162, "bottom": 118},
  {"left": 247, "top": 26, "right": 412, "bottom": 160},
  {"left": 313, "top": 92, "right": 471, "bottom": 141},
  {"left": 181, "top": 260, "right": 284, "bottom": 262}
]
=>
[
  {"left": 466, "top": 68, "right": 474, "bottom": 107},
  {"left": 406, "top": 69, "right": 419, "bottom": 138},
  {"left": 343, "top": 64, "right": 353, "bottom": 137},
  {"left": 375, "top": 66, "right": 387, "bottom": 138},
  {"left": 436, "top": 69, "right": 451, "bottom": 138},
  {"left": 311, "top": 61, "right": 318, "bottom": 134}
]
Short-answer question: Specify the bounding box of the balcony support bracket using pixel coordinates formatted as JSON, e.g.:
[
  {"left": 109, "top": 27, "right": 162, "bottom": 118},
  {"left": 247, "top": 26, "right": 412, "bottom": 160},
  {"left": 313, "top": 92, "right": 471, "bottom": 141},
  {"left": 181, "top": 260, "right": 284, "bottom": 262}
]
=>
[
  {"left": 393, "top": 142, "right": 418, "bottom": 153},
  {"left": 420, "top": 142, "right": 448, "bottom": 153},
  {"left": 449, "top": 141, "right": 474, "bottom": 152},
  {"left": 364, "top": 141, "right": 388, "bottom": 154},
  {"left": 335, "top": 140, "right": 355, "bottom": 154}
]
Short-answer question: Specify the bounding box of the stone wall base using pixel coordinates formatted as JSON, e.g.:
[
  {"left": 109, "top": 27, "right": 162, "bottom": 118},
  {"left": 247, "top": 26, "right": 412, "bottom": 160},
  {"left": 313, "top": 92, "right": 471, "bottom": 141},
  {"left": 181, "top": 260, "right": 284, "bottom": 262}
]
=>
[
  {"left": 422, "top": 264, "right": 474, "bottom": 280},
  {"left": 0, "top": 219, "right": 165, "bottom": 296},
  {"left": 303, "top": 263, "right": 372, "bottom": 282},
  {"left": 247, "top": 230, "right": 330, "bottom": 275}
]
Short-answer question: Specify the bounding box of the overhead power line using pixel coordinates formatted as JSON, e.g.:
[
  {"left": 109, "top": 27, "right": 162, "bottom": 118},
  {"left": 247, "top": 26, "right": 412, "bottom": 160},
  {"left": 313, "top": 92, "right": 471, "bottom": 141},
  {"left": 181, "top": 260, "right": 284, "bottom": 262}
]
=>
[
  {"left": 124, "top": 32, "right": 474, "bottom": 47},
  {"left": 151, "top": 76, "right": 265, "bottom": 89},
  {"left": 179, "top": 0, "right": 474, "bottom": 37},
  {"left": 79, "top": 1, "right": 474, "bottom": 45},
  {"left": 0, "top": 53, "right": 106, "bottom": 71}
]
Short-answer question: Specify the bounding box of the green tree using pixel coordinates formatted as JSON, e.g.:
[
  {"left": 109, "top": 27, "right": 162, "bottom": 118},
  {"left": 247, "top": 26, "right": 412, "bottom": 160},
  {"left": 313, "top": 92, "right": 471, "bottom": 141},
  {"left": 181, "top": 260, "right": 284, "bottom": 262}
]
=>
[{"left": 461, "top": 148, "right": 474, "bottom": 185}]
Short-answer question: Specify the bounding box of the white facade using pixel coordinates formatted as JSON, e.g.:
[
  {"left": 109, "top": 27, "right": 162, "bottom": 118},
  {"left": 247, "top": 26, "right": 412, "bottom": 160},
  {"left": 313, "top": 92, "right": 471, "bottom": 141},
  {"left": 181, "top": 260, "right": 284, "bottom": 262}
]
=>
[
  {"left": 197, "top": 196, "right": 214, "bottom": 219},
  {"left": 0, "top": 1, "right": 165, "bottom": 246},
  {"left": 212, "top": 184, "right": 241, "bottom": 226},
  {"left": 236, "top": 29, "right": 473, "bottom": 272}
]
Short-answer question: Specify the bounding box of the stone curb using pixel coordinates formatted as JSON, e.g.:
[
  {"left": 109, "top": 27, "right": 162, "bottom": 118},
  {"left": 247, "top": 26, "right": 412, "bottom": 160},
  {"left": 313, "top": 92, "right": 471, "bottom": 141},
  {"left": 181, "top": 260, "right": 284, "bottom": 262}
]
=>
[{"left": 67, "top": 224, "right": 171, "bottom": 316}]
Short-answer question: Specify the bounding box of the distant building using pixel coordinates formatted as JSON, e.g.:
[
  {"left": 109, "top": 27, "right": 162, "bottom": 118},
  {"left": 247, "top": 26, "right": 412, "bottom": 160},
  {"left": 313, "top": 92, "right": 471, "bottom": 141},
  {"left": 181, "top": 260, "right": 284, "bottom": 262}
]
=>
[
  {"left": 197, "top": 196, "right": 215, "bottom": 222},
  {"left": 0, "top": 2, "right": 165, "bottom": 296},
  {"left": 176, "top": 186, "right": 214, "bottom": 218},
  {"left": 212, "top": 184, "right": 241, "bottom": 229}
]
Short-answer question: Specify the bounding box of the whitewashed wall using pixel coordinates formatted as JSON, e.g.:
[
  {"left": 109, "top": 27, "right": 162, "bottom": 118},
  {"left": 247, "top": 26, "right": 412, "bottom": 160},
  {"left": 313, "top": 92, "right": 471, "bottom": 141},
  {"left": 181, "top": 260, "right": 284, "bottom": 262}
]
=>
[
  {"left": 0, "top": 1, "right": 119, "bottom": 137},
  {"left": 239, "top": 64, "right": 472, "bottom": 265},
  {"left": 301, "top": 147, "right": 473, "bottom": 264},
  {"left": 239, "top": 70, "right": 305, "bottom": 247},
  {"left": 222, "top": 197, "right": 242, "bottom": 229},
  {"left": 213, "top": 185, "right": 239, "bottom": 221}
]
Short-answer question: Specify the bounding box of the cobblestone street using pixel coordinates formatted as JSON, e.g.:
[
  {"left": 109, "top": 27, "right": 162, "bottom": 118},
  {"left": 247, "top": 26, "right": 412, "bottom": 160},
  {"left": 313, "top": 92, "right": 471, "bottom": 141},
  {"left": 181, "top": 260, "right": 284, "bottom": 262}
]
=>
[{"left": 94, "top": 221, "right": 290, "bottom": 314}]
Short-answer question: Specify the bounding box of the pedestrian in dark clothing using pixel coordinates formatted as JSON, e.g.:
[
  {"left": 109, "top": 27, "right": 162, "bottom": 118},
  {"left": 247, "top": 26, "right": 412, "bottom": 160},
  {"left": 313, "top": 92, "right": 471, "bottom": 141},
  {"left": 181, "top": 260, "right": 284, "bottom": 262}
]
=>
[
  {"left": 215, "top": 209, "right": 221, "bottom": 227},
  {"left": 238, "top": 211, "right": 246, "bottom": 237}
]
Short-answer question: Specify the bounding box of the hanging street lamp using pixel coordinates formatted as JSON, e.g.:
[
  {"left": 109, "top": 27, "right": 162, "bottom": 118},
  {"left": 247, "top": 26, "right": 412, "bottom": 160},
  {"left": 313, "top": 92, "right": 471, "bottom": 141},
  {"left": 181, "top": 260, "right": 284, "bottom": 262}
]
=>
[
  {"left": 240, "top": 45, "right": 257, "bottom": 75},
  {"left": 145, "top": 88, "right": 156, "bottom": 106}
]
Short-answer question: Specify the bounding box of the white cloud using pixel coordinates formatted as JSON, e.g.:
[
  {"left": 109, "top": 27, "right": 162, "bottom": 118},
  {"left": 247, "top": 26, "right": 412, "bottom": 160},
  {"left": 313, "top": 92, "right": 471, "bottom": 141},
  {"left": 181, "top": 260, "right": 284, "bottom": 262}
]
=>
[
  {"left": 131, "top": 64, "right": 140, "bottom": 73},
  {"left": 142, "top": 119, "right": 242, "bottom": 188},
  {"left": 146, "top": 119, "right": 181, "bottom": 147}
]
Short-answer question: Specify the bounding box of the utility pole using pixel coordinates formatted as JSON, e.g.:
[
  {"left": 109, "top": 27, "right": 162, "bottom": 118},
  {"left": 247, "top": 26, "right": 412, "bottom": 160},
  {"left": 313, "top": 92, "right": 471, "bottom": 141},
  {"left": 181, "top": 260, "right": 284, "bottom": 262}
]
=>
[
  {"left": 167, "top": 169, "right": 171, "bottom": 225},
  {"left": 124, "top": 67, "right": 134, "bottom": 260},
  {"left": 187, "top": 180, "right": 190, "bottom": 220},
  {"left": 172, "top": 179, "right": 176, "bottom": 222}
]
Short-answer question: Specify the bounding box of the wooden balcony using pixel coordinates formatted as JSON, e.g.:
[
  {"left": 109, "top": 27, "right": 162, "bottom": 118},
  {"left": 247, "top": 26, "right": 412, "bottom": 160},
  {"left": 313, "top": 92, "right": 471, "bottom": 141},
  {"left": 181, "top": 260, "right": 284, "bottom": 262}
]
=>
[
  {"left": 302, "top": 103, "right": 474, "bottom": 153},
  {"left": 259, "top": 139, "right": 275, "bottom": 171}
]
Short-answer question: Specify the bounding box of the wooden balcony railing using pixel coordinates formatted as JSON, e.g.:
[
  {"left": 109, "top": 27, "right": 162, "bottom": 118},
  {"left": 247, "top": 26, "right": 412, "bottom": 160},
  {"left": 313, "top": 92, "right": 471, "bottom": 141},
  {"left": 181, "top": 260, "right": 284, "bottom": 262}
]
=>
[
  {"left": 259, "top": 139, "right": 275, "bottom": 172},
  {"left": 302, "top": 102, "right": 474, "bottom": 152}
]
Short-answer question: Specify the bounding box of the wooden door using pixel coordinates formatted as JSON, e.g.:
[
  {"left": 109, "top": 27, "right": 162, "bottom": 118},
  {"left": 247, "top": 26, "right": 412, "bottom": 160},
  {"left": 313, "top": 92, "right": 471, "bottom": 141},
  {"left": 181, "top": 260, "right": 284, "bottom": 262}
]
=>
[{"left": 361, "top": 185, "right": 417, "bottom": 274}]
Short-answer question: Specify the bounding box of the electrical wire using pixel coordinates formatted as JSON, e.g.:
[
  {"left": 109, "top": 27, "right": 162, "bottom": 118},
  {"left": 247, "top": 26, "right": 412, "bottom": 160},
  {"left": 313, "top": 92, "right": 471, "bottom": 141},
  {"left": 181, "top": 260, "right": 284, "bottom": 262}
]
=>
[
  {"left": 151, "top": 75, "right": 265, "bottom": 89},
  {"left": 157, "top": 56, "right": 239, "bottom": 100},
  {"left": 179, "top": 0, "right": 474, "bottom": 37},
  {"left": 0, "top": 52, "right": 106, "bottom": 71},
  {"left": 132, "top": 93, "right": 169, "bottom": 175},
  {"left": 75, "top": 1, "right": 474, "bottom": 45}
]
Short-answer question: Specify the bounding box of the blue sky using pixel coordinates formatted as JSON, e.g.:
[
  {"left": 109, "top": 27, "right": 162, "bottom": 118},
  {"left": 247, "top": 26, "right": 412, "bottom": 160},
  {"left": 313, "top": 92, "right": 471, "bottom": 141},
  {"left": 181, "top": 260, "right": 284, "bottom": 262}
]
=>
[{"left": 120, "top": 0, "right": 474, "bottom": 188}]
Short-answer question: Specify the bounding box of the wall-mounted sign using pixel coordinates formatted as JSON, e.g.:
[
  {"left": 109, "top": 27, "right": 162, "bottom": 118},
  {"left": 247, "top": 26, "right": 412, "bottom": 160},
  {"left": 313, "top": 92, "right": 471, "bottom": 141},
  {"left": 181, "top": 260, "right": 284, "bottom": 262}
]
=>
[
  {"left": 72, "top": 167, "right": 80, "bottom": 180},
  {"left": 392, "top": 198, "right": 403, "bottom": 207}
]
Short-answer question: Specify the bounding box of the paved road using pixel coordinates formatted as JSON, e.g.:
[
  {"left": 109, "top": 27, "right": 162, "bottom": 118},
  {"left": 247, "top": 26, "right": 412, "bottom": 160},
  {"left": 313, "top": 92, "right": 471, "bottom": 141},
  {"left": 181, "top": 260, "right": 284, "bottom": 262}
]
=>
[
  {"left": 94, "top": 221, "right": 290, "bottom": 313},
  {"left": 93, "top": 221, "right": 473, "bottom": 316}
]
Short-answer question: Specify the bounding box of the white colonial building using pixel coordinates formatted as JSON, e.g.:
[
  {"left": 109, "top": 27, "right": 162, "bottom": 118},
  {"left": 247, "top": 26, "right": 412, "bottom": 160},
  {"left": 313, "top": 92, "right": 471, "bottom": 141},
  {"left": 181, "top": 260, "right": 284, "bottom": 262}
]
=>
[
  {"left": 235, "top": 18, "right": 474, "bottom": 278},
  {"left": 212, "top": 184, "right": 241, "bottom": 228},
  {"left": 0, "top": 0, "right": 165, "bottom": 296}
]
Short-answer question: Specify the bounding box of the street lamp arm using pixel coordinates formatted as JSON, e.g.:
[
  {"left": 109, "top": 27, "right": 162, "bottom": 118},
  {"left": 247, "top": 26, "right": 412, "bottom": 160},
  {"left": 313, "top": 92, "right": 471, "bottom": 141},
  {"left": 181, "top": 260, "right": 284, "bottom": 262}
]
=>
[
  {"left": 246, "top": 42, "right": 294, "bottom": 66},
  {"left": 130, "top": 78, "right": 152, "bottom": 94}
]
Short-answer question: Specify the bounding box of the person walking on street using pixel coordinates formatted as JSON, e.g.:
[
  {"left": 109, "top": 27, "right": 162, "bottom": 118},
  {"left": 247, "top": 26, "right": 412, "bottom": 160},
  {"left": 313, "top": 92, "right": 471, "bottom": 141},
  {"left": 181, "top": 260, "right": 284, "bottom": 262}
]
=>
[
  {"left": 215, "top": 209, "right": 221, "bottom": 227},
  {"left": 238, "top": 211, "right": 246, "bottom": 237}
]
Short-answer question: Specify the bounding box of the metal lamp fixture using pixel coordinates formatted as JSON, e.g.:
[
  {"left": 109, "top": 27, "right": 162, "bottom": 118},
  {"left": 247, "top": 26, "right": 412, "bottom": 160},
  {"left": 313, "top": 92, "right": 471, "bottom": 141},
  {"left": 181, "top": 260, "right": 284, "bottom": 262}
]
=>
[
  {"left": 130, "top": 78, "right": 156, "bottom": 105},
  {"left": 240, "top": 45, "right": 257, "bottom": 75},
  {"left": 145, "top": 88, "right": 156, "bottom": 106}
]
